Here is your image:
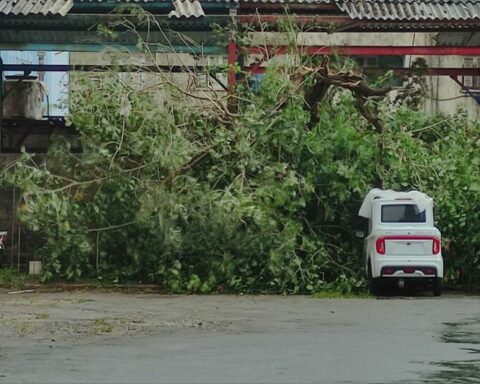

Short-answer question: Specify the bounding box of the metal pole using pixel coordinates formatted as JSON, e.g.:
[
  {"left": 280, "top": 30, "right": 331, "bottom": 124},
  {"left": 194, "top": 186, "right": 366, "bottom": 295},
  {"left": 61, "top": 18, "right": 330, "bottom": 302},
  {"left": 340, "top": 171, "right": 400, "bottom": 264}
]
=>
[
  {"left": 0, "top": 56, "right": 3, "bottom": 153},
  {"left": 10, "top": 187, "right": 15, "bottom": 267},
  {"left": 37, "top": 51, "right": 45, "bottom": 82},
  {"left": 227, "top": 40, "right": 237, "bottom": 94},
  {"left": 227, "top": 6, "right": 238, "bottom": 95},
  {"left": 17, "top": 225, "right": 20, "bottom": 271}
]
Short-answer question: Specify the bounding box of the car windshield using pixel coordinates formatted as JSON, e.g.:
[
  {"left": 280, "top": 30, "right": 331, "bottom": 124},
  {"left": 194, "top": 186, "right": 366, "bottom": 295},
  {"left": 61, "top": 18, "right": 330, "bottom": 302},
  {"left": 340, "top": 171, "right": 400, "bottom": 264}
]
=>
[{"left": 381, "top": 204, "right": 426, "bottom": 223}]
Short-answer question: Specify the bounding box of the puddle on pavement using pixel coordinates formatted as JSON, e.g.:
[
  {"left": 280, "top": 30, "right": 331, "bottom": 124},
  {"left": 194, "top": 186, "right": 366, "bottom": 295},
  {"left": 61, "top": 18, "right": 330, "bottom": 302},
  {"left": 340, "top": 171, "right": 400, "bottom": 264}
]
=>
[
  {"left": 421, "top": 359, "right": 480, "bottom": 383},
  {"left": 441, "top": 318, "right": 480, "bottom": 344},
  {"left": 420, "top": 316, "right": 480, "bottom": 383}
]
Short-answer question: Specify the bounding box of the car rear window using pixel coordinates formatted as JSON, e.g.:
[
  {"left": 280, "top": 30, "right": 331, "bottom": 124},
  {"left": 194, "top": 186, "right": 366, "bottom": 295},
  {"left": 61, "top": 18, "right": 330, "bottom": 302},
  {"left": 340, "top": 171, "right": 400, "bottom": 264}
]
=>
[{"left": 381, "top": 204, "right": 426, "bottom": 223}]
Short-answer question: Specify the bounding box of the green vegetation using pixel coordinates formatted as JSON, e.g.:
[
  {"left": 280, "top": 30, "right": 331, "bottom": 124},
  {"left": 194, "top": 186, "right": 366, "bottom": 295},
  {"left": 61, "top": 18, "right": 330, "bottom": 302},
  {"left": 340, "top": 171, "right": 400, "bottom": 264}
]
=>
[
  {"left": 312, "top": 291, "right": 372, "bottom": 299},
  {"left": 0, "top": 268, "right": 31, "bottom": 289},
  {"left": 93, "top": 318, "right": 114, "bottom": 334},
  {"left": 2, "top": 57, "right": 479, "bottom": 294}
]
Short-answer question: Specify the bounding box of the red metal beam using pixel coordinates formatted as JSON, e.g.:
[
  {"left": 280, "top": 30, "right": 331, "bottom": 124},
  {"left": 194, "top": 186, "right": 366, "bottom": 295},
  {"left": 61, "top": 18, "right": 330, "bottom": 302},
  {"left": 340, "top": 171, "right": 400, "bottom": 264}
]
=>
[
  {"left": 367, "top": 68, "right": 480, "bottom": 76},
  {"left": 246, "top": 46, "right": 480, "bottom": 56},
  {"left": 244, "top": 67, "right": 480, "bottom": 77}
]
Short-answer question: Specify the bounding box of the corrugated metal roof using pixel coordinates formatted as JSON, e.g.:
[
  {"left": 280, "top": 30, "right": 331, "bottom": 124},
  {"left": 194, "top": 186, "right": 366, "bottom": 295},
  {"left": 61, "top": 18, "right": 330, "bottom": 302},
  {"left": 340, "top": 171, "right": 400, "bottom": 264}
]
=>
[
  {"left": 203, "top": 0, "right": 332, "bottom": 3},
  {"left": 0, "top": 0, "right": 73, "bottom": 15},
  {"left": 336, "top": 0, "right": 480, "bottom": 21},
  {"left": 74, "top": 0, "right": 480, "bottom": 10},
  {"left": 3, "top": 0, "right": 480, "bottom": 22},
  {"left": 77, "top": 0, "right": 333, "bottom": 3},
  {"left": 169, "top": 0, "right": 205, "bottom": 17},
  {"left": 77, "top": 0, "right": 157, "bottom": 2}
]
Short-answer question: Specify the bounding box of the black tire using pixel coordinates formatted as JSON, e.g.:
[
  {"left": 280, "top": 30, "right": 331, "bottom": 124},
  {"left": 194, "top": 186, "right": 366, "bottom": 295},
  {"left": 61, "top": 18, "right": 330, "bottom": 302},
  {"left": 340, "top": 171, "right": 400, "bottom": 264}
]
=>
[
  {"left": 368, "top": 262, "right": 381, "bottom": 296},
  {"left": 433, "top": 278, "right": 443, "bottom": 297},
  {"left": 370, "top": 278, "right": 382, "bottom": 296}
]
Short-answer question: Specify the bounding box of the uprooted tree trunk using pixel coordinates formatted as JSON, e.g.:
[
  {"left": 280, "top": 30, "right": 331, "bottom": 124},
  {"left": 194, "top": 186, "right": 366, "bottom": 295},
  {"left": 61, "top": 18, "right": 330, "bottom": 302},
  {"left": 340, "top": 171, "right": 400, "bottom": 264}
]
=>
[{"left": 291, "top": 57, "right": 392, "bottom": 132}]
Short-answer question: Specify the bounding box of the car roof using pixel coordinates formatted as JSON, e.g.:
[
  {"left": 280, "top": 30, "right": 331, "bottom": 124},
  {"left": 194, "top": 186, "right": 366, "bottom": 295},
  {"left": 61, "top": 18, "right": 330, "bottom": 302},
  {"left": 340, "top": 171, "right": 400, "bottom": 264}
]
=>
[
  {"left": 373, "top": 197, "right": 417, "bottom": 203},
  {"left": 359, "top": 189, "right": 433, "bottom": 219}
]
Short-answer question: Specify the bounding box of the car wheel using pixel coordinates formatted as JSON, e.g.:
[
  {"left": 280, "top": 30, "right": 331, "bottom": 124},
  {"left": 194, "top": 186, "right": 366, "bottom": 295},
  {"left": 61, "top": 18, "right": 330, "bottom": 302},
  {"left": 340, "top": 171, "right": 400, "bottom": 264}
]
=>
[
  {"left": 368, "top": 262, "right": 381, "bottom": 295},
  {"left": 433, "top": 278, "right": 443, "bottom": 297}
]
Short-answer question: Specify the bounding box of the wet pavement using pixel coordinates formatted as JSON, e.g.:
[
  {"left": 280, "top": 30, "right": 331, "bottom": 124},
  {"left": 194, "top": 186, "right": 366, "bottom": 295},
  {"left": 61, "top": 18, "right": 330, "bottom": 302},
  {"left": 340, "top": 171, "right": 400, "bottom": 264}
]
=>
[
  {"left": 0, "top": 292, "right": 479, "bottom": 383},
  {"left": 423, "top": 315, "right": 480, "bottom": 384}
]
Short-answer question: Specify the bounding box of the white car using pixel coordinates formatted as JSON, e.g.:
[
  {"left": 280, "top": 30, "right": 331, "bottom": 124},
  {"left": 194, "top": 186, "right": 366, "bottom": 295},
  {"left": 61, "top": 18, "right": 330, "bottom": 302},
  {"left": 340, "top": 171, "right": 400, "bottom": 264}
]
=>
[{"left": 358, "top": 189, "right": 443, "bottom": 296}]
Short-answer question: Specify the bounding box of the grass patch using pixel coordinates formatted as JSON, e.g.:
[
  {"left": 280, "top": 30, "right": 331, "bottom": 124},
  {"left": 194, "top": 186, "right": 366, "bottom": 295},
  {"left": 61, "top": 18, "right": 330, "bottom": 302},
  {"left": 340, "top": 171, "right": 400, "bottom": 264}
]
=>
[
  {"left": 312, "top": 290, "right": 372, "bottom": 299},
  {"left": 93, "top": 318, "right": 113, "bottom": 334},
  {"left": 16, "top": 321, "right": 32, "bottom": 335},
  {"left": 0, "top": 268, "right": 40, "bottom": 290},
  {"left": 0, "top": 268, "right": 28, "bottom": 290}
]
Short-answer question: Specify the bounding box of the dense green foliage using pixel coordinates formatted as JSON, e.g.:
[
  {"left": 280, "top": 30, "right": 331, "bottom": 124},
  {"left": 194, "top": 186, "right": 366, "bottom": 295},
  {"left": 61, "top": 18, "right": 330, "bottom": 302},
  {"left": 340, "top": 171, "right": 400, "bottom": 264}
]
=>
[{"left": 3, "top": 69, "right": 480, "bottom": 292}]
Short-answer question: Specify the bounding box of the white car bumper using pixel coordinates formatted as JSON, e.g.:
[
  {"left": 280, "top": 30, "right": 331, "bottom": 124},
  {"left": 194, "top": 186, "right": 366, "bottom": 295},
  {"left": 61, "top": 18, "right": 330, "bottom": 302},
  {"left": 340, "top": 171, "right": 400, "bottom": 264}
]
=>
[{"left": 372, "top": 255, "right": 444, "bottom": 278}]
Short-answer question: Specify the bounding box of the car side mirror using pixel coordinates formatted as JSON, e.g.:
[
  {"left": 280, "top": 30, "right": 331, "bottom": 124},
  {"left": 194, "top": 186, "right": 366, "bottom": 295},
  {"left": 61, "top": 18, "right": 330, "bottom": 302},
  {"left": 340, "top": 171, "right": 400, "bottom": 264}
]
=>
[{"left": 355, "top": 230, "right": 366, "bottom": 239}]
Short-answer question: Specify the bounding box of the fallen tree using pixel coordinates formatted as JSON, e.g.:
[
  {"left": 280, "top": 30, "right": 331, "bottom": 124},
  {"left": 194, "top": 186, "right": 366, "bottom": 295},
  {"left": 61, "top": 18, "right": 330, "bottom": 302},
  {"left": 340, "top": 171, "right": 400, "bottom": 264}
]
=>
[
  {"left": 2, "top": 15, "right": 480, "bottom": 292},
  {"left": 291, "top": 57, "right": 391, "bottom": 132}
]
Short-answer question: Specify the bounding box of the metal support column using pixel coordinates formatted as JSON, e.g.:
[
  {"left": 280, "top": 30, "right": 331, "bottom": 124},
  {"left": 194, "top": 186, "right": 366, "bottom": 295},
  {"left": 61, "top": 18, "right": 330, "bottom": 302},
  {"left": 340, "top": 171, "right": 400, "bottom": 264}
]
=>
[
  {"left": 227, "top": 5, "right": 238, "bottom": 95},
  {"left": 227, "top": 40, "right": 237, "bottom": 94},
  {"left": 0, "top": 57, "right": 3, "bottom": 153}
]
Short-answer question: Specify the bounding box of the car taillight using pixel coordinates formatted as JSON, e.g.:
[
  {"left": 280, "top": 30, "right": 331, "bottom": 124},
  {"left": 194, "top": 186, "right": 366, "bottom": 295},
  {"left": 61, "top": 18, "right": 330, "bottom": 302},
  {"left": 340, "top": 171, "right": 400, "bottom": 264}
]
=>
[
  {"left": 376, "top": 237, "right": 386, "bottom": 254},
  {"left": 432, "top": 238, "right": 440, "bottom": 255},
  {"left": 382, "top": 267, "right": 396, "bottom": 275}
]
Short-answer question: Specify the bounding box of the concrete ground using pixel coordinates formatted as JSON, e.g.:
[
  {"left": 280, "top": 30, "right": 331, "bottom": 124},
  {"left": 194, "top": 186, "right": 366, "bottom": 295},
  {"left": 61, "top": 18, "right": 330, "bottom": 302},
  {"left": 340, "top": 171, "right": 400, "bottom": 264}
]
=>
[{"left": 0, "top": 291, "right": 479, "bottom": 384}]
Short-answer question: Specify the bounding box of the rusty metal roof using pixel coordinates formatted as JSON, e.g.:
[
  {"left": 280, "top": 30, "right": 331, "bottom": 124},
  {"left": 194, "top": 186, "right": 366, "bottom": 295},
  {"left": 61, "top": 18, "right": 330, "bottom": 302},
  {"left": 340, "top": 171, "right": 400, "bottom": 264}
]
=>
[
  {"left": 204, "top": 0, "right": 332, "bottom": 3},
  {"left": 0, "top": 0, "right": 73, "bottom": 15},
  {"left": 336, "top": 0, "right": 480, "bottom": 21},
  {"left": 77, "top": 0, "right": 333, "bottom": 3},
  {"left": 2, "top": 0, "right": 480, "bottom": 22},
  {"left": 169, "top": 0, "right": 205, "bottom": 17},
  {"left": 77, "top": 0, "right": 157, "bottom": 3},
  {"left": 72, "top": 0, "right": 480, "bottom": 18}
]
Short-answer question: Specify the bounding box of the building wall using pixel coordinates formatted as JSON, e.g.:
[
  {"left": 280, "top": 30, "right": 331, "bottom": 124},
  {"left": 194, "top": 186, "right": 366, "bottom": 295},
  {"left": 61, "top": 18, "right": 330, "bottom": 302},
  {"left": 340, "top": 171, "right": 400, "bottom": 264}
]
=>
[
  {"left": 248, "top": 32, "right": 479, "bottom": 119},
  {"left": 3, "top": 36, "right": 477, "bottom": 121},
  {"left": 69, "top": 51, "right": 227, "bottom": 112},
  {"left": 0, "top": 50, "right": 69, "bottom": 116},
  {"left": 69, "top": 32, "right": 479, "bottom": 120},
  {"left": 422, "top": 55, "right": 479, "bottom": 119},
  {"left": 411, "top": 33, "right": 479, "bottom": 119}
]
